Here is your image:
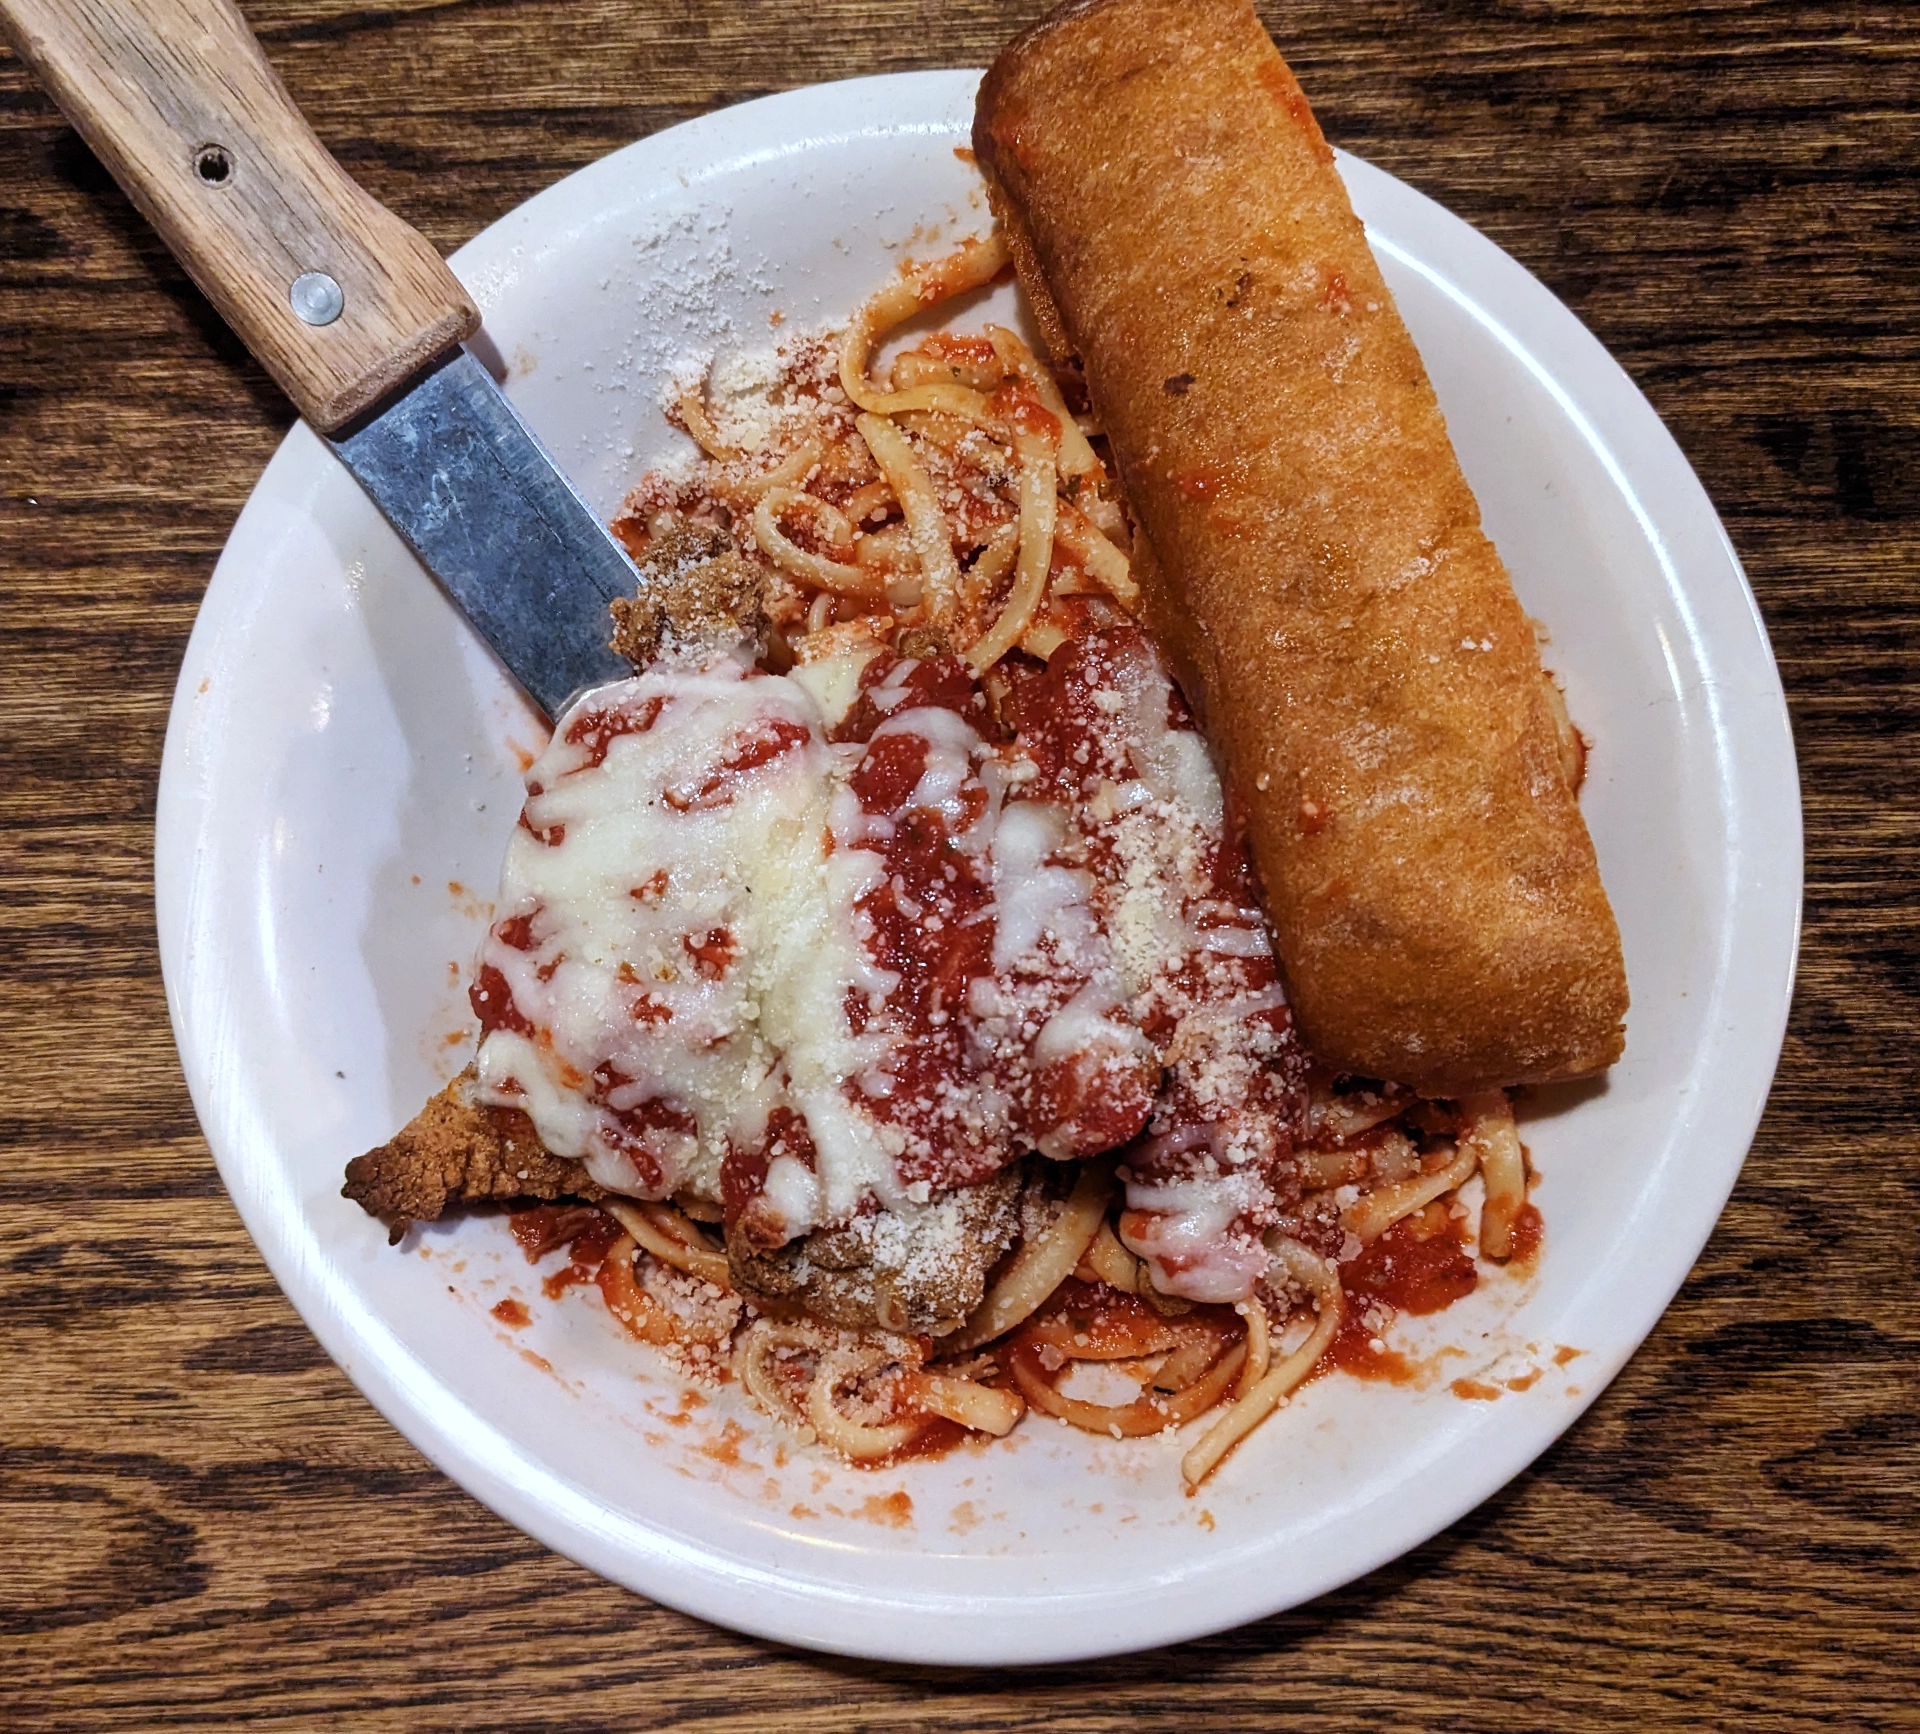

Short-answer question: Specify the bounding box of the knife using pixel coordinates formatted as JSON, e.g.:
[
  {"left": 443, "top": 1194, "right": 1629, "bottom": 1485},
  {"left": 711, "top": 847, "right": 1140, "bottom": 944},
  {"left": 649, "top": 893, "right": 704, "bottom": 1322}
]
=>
[{"left": 1, "top": 0, "right": 638, "bottom": 718}]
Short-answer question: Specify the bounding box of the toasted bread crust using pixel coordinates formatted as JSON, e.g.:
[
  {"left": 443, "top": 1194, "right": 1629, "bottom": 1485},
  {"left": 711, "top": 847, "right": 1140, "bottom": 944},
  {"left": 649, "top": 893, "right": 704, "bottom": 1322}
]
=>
[{"left": 975, "top": 0, "right": 1626, "bottom": 1092}]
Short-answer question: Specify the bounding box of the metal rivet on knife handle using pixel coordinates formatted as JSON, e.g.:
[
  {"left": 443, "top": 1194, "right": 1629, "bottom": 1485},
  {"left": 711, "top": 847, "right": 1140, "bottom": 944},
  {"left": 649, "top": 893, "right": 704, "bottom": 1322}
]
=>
[{"left": 290, "top": 271, "right": 344, "bottom": 327}]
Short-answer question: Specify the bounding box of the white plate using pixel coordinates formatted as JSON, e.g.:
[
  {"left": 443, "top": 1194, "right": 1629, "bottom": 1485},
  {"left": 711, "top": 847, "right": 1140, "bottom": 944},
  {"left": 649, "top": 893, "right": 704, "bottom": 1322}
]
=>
[{"left": 155, "top": 70, "right": 1801, "bottom": 1664}]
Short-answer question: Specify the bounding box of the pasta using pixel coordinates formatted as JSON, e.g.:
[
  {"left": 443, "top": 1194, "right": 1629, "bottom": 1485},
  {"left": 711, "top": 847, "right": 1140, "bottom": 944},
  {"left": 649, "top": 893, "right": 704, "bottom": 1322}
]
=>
[
  {"left": 357, "top": 153, "right": 1575, "bottom": 1490},
  {"left": 611, "top": 238, "right": 1552, "bottom": 1480}
]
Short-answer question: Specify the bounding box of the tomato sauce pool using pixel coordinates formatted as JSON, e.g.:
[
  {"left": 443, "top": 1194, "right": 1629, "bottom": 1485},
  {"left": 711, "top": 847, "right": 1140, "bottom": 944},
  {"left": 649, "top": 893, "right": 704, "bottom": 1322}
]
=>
[{"left": 1322, "top": 1210, "right": 1479, "bottom": 1383}]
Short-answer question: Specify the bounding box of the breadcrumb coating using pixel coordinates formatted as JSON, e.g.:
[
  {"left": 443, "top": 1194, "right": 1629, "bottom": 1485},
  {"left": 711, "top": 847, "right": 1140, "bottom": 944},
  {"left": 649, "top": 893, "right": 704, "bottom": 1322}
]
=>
[
  {"left": 341, "top": 1071, "right": 600, "bottom": 1241},
  {"left": 727, "top": 1164, "right": 1025, "bottom": 1336}
]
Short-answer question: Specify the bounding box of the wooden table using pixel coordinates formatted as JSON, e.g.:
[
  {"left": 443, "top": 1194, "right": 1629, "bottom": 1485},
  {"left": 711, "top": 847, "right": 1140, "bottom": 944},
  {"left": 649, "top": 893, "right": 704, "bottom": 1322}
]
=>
[{"left": 3, "top": 2, "right": 1914, "bottom": 1726}]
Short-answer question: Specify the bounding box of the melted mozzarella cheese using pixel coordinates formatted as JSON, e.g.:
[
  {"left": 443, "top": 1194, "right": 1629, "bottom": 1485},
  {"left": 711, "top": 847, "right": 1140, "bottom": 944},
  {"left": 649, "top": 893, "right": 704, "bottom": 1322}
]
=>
[
  {"left": 1077, "top": 639, "right": 1303, "bottom": 1303},
  {"left": 990, "top": 800, "right": 1100, "bottom": 974},
  {"left": 788, "top": 645, "right": 878, "bottom": 731},
  {"left": 470, "top": 630, "right": 1298, "bottom": 1286},
  {"left": 474, "top": 654, "right": 912, "bottom": 1226},
  {"left": 872, "top": 704, "right": 983, "bottom": 827},
  {"left": 746, "top": 780, "right": 901, "bottom": 1223},
  {"left": 1120, "top": 1172, "right": 1273, "bottom": 1303}
]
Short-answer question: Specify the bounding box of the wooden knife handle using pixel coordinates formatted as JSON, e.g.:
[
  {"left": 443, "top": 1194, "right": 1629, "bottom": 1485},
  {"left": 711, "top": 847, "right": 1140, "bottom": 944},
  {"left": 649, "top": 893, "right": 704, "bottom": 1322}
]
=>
[{"left": 0, "top": 0, "right": 478, "bottom": 431}]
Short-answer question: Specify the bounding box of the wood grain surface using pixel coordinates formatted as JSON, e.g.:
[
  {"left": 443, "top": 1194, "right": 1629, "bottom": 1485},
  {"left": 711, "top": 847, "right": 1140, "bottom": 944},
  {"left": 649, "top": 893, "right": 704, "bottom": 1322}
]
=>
[{"left": 2, "top": 1, "right": 1914, "bottom": 1727}]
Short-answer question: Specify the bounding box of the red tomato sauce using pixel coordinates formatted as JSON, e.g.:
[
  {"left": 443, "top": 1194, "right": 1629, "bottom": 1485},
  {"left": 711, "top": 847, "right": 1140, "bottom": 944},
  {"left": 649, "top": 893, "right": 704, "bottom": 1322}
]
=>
[
  {"left": 562, "top": 691, "right": 666, "bottom": 770},
  {"left": 510, "top": 1205, "right": 622, "bottom": 1299},
  {"left": 833, "top": 655, "right": 1010, "bottom": 1190},
  {"left": 470, "top": 963, "right": 532, "bottom": 1036},
  {"left": 1502, "top": 1201, "right": 1545, "bottom": 1273},
  {"left": 1321, "top": 1212, "right": 1479, "bottom": 1384}
]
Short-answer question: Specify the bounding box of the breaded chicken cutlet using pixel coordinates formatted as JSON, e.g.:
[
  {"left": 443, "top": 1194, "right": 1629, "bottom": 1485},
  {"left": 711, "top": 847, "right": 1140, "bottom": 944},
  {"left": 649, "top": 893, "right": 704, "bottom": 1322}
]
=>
[{"left": 346, "top": 1073, "right": 1023, "bottom": 1335}]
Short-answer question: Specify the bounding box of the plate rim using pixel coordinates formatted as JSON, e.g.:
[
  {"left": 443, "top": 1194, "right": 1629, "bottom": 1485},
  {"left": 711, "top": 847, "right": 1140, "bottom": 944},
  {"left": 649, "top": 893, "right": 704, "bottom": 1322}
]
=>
[{"left": 154, "top": 67, "right": 1803, "bottom": 1663}]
